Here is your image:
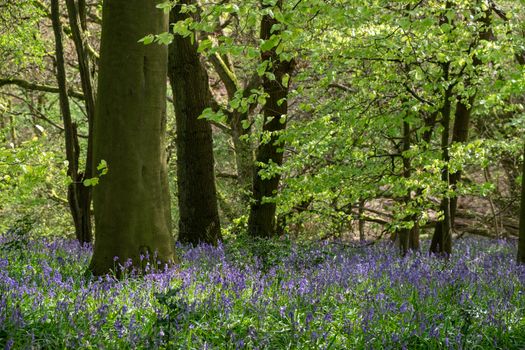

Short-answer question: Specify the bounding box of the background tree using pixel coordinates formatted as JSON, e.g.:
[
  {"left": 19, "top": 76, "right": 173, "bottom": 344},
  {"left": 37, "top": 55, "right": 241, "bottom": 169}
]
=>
[
  {"left": 168, "top": 0, "right": 221, "bottom": 245},
  {"left": 50, "top": 0, "right": 92, "bottom": 243},
  {"left": 248, "top": 0, "right": 294, "bottom": 238}
]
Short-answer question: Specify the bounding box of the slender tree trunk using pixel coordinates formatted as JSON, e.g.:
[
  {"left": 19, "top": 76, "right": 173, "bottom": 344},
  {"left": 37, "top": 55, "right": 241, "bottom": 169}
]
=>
[
  {"left": 248, "top": 0, "right": 294, "bottom": 238},
  {"left": 8, "top": 113, "right": 16, "bottom": 147},
  {"left": 65, "top": 0, "right": 96, "bottom": 243},
  {"left": 430, "top": 63, "right": 453, "bottom": 256},
  {"left": 358, "top": 198, "right": 365, "bottom": 242},
  {"left": 0, "top": 113, "right": 5, "bottom": 137},
  {"left": 399, "top": 120, "right": 419, "bottom": 255},
  {"left": 208, "top": 54, "right": 256, "bottom": 196},
  {"left": 231, "top": 115, "right": 254, "bottom": 195},
  {"left": 432, "top": 7, "right": 493, "bottom": 246},
  {"left": 230, "top": 76, "right": 260, "bottom": 196},
  {"left": 168, "top": 1, "right": 221, "bottom": 245},
  {"left": 89, "top": 0, "right": 175, "bottom": 275},
  {"left": 50, "top": 0, "right": 89, "bottom": 244},
  {"left": 518, "top": 143, "right": 525, "bottom": 264}
]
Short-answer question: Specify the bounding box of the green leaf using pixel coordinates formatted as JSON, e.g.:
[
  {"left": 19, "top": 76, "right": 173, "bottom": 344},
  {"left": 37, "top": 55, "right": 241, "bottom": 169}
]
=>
[
  {"left": 97, "top": 160, "right": 108, "bottom": 175},
  {"left": 197, "top": 39, "right": 212, "bottom": 53},
  {"left": 155, "top": 32, "right": 173, "bottom": 46},
  {"left": 156, "top": 1, "right": 173, "bottom": 14},
  {"left": 138, "top": 34, "right": 155, "bottom": 45},
  {"left": 281, "top": 74, "right": 290, "bottom": 88},
  {"left": 260, "top": 35, "right": 280, "bottom": 52},
  {"left": 198, "top": 108, "right": 226, "bottom": 123},
  {"left": 241, "top": 119, "right": 251, "bottom": 130},
  {"left": 257, "top": 61, "right": 268, "bottom": 77},
  {"left": 83, "top": 177, "right": 99, "bottom": 187}
]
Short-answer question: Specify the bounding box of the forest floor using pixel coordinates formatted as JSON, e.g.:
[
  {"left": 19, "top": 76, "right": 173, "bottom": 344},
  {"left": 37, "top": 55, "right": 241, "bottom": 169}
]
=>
[{"left": 0, "top": 234, "right": 524, "bottom": 349}]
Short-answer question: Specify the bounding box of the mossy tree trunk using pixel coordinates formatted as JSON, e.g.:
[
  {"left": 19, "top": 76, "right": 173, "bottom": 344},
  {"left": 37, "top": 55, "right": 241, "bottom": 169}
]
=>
[
  {"left": 248, "top": 0, "right": 294, "bottom": 238},
  {"left": 89, "top": 0, "right": 175, "bottom": 275},
  {"left": 168, "top": 1, "right": 221, "bottom": 245},
  {"left": 208, "top": 54, "right": 258, "bottom": 198}
]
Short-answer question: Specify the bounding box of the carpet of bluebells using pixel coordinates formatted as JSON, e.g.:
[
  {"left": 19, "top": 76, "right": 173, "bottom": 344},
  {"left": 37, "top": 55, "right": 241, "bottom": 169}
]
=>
[{"left": 0, "top": 233, "right": 524, "bottom": 349}]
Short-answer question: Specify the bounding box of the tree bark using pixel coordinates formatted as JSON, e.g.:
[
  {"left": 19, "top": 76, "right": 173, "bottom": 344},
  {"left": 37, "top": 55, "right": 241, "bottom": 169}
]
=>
[
  {"left": 89, "top": 0, "right": 175, "bottom": 275},
  {"left": 248, "top": 0, "right": 294, "bottom": 238},
  {"left": 50, "top": 0, "right": 91, "bottom": 244},
  {"left": 168, "top": 1, "right": 221, "bottom": 245},
  {"left": 430, "top": 62, "right": 453, "bottom": 256},
  {"left": 65, "top": 0, "right": 96, "bottom": 244}
]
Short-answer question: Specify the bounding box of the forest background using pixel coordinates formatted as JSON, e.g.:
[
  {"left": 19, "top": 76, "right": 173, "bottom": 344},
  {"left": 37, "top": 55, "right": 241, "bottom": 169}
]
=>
[{"left": 1, "top": 0, "right": 525, "bottom": 261}]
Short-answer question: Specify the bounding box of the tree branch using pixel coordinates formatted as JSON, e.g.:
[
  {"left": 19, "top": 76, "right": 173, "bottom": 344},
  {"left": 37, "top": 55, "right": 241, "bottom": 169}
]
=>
[{"left": 0, "top": 78, "right": 85, "bottom": 99}]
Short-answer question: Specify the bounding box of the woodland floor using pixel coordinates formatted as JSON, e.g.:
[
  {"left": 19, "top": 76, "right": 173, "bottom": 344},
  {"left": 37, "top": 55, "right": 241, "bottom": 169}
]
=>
[{"left": 0, "top": 233, "right": 524, "bottom": 349}]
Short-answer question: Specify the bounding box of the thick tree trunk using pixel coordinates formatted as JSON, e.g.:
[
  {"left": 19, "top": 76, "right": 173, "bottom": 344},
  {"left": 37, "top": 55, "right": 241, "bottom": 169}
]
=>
[
  {"left": 248, "top": 0, "right": 294, "bottom": 238},
  {"left": 168, "top": 1, "right": 221, "bottom": 245},
  {"left": 518, "top": 143, "right": 525, "bottom": 264},
  {"left": 50, "top": 0, "right": 91, "bottom": 244},
  {"left": 89, "top": 0, "right": 175, "bottom": 275}
]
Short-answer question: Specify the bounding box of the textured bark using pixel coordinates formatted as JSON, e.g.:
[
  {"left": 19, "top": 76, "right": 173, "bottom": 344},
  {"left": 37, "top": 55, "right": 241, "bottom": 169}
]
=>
[
  {"left": 168, "top": 1, "right": 221, "bottom": 245},
  {"left": 89, "top": 0, "right": 175, "bottom": 275},
  {"left": 409, "top": 222, "right": 420, "bottom": 251},
  {"left": 248, "top": 0, "right": 294, "bottom": 238},
  {"left": 50, "top": 0, "right": 91, "bottom": 244},
  {"left": 518, "top": 143, "right": 525, "bottom": 264}
]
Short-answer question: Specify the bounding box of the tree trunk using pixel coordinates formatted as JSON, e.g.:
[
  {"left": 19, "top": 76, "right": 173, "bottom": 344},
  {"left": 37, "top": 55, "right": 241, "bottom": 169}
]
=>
[
  {"left": 50, "top": 0, "right": 91, "bottom": 244},
  {"left": 358, "top": 198, "right": 365, "bottom": 242},
  {"left": 8, "top": 113, "right": 16, "bottom": 146},
  {"left": 168, "top": 1, "right": 221, "bottom": 245},
  {"left": 231, "top": 112, "right": 254, "bottom": 195},
  {"left": 518, "top": 143, "right": 525, "bottom": 264},
  {"left": 430, "top": 63, "right": 453, "bottom": 256},
  {"left": 399, "top": 120, "right": 419, "bottom": 255},
  {"left": 89, "top": 0, "right": 175, "bottom": 275},
  {"left": 208, "top": 54, "right": 257, "bottom": 196},
  {"left": 65, "top": 0, "right": 96, "bottom": 244},
  {"left": 431, "top": 7, "right": 493, "bottom": 248},
  {"left": 248, "top": 0, "right": 294, "bottom": 238}
]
